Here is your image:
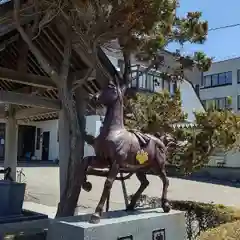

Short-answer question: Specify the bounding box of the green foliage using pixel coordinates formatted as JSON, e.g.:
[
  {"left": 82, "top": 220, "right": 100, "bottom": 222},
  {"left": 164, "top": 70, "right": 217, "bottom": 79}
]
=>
[
  {"left": 124, "top": 88, "right": 186, "bottom": 133},
  {"left": 132, "top": 195, "right": 240, "bottom": 240},
  {"left": 193, "top": 52, "right": 213, "bottom": 72},
  {"left": 39, "top": 0, "right": 212, "bottom": 74},
  {"left": 124, "top": 91, "right": 240, "bottom": 173}
]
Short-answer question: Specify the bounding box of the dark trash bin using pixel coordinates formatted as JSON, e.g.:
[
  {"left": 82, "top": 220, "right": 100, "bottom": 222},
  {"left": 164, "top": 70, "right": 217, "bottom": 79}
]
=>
[{"left": 0, "top": 180, "right": 26, "bottom": 216}]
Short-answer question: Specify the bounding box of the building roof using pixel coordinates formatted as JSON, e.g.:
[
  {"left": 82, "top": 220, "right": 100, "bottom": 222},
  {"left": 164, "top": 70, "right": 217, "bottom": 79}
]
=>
[{"left": 0, "top": 1, "right": 114, "bottom": 121}]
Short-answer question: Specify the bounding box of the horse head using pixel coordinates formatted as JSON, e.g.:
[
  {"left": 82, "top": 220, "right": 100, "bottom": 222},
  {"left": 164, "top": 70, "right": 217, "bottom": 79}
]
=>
[{"left": 95, "top": 80, "right": 124, "bottom": 107}]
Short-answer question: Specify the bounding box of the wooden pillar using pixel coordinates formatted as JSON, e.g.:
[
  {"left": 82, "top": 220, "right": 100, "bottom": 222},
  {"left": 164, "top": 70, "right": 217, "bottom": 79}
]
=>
[
  {"left": 4, "top": 106, "right": 18, "bottom": 181},
  {"left": 58, "top": 108, "right": 70, "bottom": 197}
]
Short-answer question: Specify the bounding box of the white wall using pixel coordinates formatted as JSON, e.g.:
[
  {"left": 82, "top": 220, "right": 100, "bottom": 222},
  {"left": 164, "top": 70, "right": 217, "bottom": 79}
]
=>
[
  {"left": 225, "top": 151, "right": 240, "bottom": 168},
  {"left": 84, "top": 115, "right": 103, "bottom": 157},
  {"left": 179, "top": 81, "right": 205, "bottom": 122}
]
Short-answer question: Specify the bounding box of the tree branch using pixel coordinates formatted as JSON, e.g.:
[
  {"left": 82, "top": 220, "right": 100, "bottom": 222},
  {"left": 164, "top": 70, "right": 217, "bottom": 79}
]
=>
[
  {"left": 60, "top": 22, "right": 72, "bottom": 84},
  {"left": 72, "top": 67, "right": 94, "bottom": 91},
  {"left": 13, "top": 0, "right": 59, "bottom": 86}
]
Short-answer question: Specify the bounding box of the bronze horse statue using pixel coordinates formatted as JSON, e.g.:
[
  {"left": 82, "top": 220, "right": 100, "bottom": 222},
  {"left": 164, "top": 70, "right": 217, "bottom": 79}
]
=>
[{"left": 81, "top": 80, "right": 176, "bottom": 224}]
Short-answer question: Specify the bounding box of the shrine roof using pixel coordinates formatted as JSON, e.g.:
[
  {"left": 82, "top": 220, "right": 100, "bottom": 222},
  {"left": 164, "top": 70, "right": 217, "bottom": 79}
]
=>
[{"left": 0, "top": 1, "right": 115, "bottom": 121}]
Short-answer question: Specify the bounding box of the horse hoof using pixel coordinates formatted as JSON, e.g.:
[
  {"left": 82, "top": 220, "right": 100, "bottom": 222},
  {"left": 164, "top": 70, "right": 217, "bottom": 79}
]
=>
[
  {"left": 126, "top": 205, "right": 134, "bottom": 212},
  {"left": 89, "top": 213, "right": 100, "bottom": 224},
  {"left": 162, "top": 201, "right": 171, "bottom": 213},
  {"left": 82, "top": 181, "right": 92, "bottom": 192}
]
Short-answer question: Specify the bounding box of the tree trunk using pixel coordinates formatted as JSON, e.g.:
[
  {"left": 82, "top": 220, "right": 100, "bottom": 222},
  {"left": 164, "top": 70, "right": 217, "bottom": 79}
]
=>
[
  {"left": 13, "top": 2, "right": 89, "bottom": 217},
  {"left": 55, "top": 87, "right": 87, "bottom": 217}
]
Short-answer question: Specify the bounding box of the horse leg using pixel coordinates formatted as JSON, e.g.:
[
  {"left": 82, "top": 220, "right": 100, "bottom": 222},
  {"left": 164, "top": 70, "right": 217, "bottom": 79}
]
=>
[
  {"left": 126, "top": 172, "right": 149, "bottom": 211},
  {"left": 82, "top": 177, "right": 92, "bottom": 192},
  {"left": 154, "top": 147, "right": 171, "bottom": 213},
  {"left": 90, "top": 161, "right": 119, "bottom": 224},
  {"left": 158, "top": 166, "right": 171, "bottom": 213},
  {"left": 81, "top": 156, "right": 93, "bottom": 192}
]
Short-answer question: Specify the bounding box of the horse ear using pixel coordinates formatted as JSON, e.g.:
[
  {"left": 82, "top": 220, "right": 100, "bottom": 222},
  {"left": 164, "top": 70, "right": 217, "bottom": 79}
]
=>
[
  {"left": 121, "top": 84, "right": 127, "bottom": 95},
  {"left": 108, "top": 80, "right": 116, "bottom": 88}
]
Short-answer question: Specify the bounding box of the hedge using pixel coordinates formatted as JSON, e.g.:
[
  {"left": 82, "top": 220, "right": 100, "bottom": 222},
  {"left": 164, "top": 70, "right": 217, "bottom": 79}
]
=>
[
  {"left": 198, "top": 220, "right": 240, "bottom": 240},
  {"left": 4, "top": 231, "right": 47, "bottom": 240},
  {"left": 131, "top": 195, "right": 240, "bottom": 240}
]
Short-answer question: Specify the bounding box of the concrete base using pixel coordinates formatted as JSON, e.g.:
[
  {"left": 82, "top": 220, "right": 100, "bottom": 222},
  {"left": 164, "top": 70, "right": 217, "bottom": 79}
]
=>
[{"left": 47, "top": 208, "right": 186, "bottom": 240}]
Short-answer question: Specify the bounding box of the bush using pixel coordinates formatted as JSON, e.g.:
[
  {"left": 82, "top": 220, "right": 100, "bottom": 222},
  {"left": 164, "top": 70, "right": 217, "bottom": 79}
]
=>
[
  {"left": 198, "top": 220, "right": 240, "bottom": 240},
  {"left": 131, "top": 195, "right": 240, "bottom": 240}
]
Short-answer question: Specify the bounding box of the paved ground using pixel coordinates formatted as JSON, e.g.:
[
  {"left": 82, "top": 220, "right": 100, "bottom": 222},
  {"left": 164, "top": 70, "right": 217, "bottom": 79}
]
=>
[{"left": 18, "top": 166, "right": 240, "bottom": 215}]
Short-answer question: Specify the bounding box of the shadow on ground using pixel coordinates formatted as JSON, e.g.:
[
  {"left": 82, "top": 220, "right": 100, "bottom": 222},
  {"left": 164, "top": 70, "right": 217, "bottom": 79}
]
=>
[
  {"left": 176, "top": 175, "right": 240, "bottom": 188},
  {"left": 0, "top": 161, "right": 58, "bottom": 168}
]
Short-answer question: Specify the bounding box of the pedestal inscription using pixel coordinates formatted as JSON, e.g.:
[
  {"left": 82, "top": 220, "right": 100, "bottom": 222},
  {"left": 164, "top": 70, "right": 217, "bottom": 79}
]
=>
[{"left": 152, "top": 229, "right": 166, "bottom": 240}]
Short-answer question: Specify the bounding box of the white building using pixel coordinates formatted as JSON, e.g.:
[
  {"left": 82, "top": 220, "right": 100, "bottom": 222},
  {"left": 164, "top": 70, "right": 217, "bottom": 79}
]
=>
[{"left": 198, "top": 57, "right": 240, "bottom": 168}]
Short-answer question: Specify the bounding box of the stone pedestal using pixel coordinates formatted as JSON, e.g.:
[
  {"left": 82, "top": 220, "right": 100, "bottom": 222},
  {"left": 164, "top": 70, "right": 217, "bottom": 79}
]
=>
[{"left": 47, "top": 208, "right": 186, "bottom": 240}]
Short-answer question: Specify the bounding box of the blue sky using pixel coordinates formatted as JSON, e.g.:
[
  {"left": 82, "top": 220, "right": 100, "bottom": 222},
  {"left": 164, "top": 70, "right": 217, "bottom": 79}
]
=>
[{"left": 168, "top": 0, "right": 240, "bottom": 62}]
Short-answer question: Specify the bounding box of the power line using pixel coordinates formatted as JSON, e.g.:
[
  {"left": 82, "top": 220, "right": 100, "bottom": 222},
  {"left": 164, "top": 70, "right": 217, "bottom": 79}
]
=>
[{"left": 209, "top": 23, "right": 240, "bottom": 32}]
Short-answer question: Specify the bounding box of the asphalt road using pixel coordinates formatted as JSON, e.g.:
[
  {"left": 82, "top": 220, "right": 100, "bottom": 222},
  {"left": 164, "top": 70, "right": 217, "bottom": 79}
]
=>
[{"left": 21, "top": 166, "right": 240, "bottom": 212}]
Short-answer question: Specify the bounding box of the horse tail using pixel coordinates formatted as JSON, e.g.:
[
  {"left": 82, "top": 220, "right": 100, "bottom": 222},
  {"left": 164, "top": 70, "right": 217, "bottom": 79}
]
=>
[
  {"left": 152, "top": 133, "right": 177, "bottom": 165},
  {"left": 155, "top": 133, "right": 177, "bottom": 153}
]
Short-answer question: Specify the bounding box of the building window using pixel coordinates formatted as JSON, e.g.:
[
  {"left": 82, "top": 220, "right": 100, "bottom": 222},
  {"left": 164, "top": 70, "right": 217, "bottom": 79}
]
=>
[
  {"left": 36, "top": 128, "right": 41, "bottom": 150},
  {"left": 132, "top": 71, "right": 156, "bottom": 92},
  {"left": 202, "top": 100, "right": 206, "bottom": 108},
  {"left": 146, "top": 74, "right": 154, "bottom": 92},
  {"left": 211, "top": 74, "right": 218, "bottom": 86},
  {"left": 173, "top": 81, "right": 178, "bottom": 93},
  {"left": 225, "top": 97, "right": 232, "bottom": 109},
  {"left": 218, "top": 73, "right": 226, "bottom": 85},
  {"left": 237, "top": 70, "right": 240, "bottom": 83},
  {"left": 202, "top": 71, "right": 232, "bottom": 88},
  {"left": 204, "top": 75, "right": 212, "bottom": 87},
  {"left": 117, "top": 59, "right": 124, "bottom": 73},
  {"left": 139, "top": 73, "right": 146, "bottom": 89},
  {"left": 215, "top": 98, "right": 226, "bottom": 110},
  {"left": 238, "top": 95, "right": 240, "bottom": 109},
  {"left": 204, "top": 97, "right": 231, "bottom": 110},
  {"left": 225, "top": 71, "right": 232, "bottom": 84}
]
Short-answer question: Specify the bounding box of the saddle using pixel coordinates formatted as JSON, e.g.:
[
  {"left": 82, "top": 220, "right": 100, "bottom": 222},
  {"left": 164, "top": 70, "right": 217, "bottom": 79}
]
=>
[{"left": 129, "top": 129, "right": 151, "bottom": 147}]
